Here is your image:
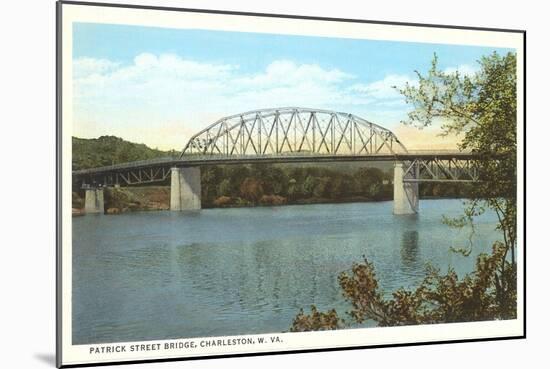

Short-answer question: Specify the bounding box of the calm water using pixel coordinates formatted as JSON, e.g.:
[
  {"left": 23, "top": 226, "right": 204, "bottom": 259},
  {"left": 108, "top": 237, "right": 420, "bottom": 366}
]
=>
[{"left": 72, "top": 199, "right": 500, "bottom": 345}]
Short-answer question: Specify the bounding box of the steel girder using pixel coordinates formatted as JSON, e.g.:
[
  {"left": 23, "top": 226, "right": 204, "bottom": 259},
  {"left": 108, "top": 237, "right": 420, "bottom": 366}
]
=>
[
  {"left": 79, "top": 166, "right": 172, "bottom": 187},
  {"left": 181, "top": 107, "right": 407, "bottom": 158},
  {"left": 402, "top": 158, "right": 479, "bottom": 183}
]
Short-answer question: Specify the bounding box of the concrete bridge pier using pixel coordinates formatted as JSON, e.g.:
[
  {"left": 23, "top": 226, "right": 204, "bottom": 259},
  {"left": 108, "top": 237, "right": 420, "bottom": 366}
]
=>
[
  {"left": 170, "top": 167, "right": 201, "bottom": 211},
  {"left": 393, "top": 162, "right": 419, "bottom": 215},
  {"left": 84, "top": 188, "right": 104, "bottom": 214}
]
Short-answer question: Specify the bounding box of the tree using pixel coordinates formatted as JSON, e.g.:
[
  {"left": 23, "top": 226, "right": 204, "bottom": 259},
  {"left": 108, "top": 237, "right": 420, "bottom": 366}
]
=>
[
  {"left": 291, "top": 242, "right": 516, "bottom": 332},
  {"left": 290, "top": 51, "right": 518, "bottom": 330},
  {"left": 240, "top": 177, "right": 264, "bottom": 203},
  {"left": 287, "top": 178, "right": 298, "bottom": 200},
  {"left": 202, "top": 166, "right": 223, "bottom": 203},
  {"left": 399, "top": 51, "right": 517, "bottom": 264},
  {"left": 302, "top": 175, "right": 317, "bottom": 198},
  {"left": 354, "top": 167, "right": 385, "bottom": 199},
  {"left": 217, "top": 178, "right": 232, "bottom": 197},
  {"left": 313, "top": 177, "right": 331, "bottom": 198},
  {"left": 399, "top": 52, "right": 518, "bottom": 318},
  {"left": 225, "top": 165, "right": 250, "bottom": 194}
]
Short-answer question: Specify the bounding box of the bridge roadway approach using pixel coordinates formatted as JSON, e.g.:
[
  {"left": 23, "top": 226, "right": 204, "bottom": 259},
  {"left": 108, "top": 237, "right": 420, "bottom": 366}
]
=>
[{"left": 72, "top": 107, "right": 480, "bottom": 215}]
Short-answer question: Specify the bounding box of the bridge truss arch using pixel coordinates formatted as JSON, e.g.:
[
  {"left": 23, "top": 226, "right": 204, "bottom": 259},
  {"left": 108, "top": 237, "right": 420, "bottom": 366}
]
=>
[{"left": 181, "top": 107, "right": 407, "bottom": 158}]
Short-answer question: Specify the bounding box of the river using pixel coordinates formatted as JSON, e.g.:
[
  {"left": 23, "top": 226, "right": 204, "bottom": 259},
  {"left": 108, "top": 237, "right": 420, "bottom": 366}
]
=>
[{"left": 72, "top": 199, "right": 500, "bottom": 345}]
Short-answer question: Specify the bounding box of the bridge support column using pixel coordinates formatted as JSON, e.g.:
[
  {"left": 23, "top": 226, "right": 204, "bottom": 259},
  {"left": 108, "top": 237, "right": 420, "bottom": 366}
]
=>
[
  {"left": 84, "top": 188, "right": 104, "bottom": 214},
  {"left": 170, "top": 167, "right": 201, "bottom": 211},
  {"left": 393, "top": 162, "right": 418, "bottom": 215}
]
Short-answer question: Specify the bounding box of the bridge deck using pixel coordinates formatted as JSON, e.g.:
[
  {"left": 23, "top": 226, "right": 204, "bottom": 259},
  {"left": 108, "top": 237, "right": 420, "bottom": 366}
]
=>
[{"left": 73, "top": 151, "right": 477, "bottom": 176}]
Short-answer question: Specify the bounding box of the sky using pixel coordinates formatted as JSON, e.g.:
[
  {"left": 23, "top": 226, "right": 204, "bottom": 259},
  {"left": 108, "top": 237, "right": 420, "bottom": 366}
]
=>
[{"left": 72, "top": 23, "right": 513, "bottom": 151}]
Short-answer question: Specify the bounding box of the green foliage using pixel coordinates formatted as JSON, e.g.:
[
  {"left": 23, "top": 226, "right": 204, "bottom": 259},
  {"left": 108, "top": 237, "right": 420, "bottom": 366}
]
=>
[
  {"left": 72, "top": 136, "right": 173, "bottom": 170},
  {"left": 399, "top": 51, "right": 517, "bottom": 308},
  {"left": 201, "top": 165, "right": 223, "bottom": 204},
  {"left": 240, "top": 177, "right": 264, "bottom": 203},
  {"left": 291, "top": 51, "right": 518, "bottom": 331},
  {"left": 72, "top": 191, "right": 84, "bottom": 209},
  {"left": 199, "top": 163, "right": 467, "bottom": 208},
  {"left": 398, "top": 51, "right": 517, "bottom": 262},
  {"left": 202, "top": 164, "right": 400, "bottom": 207},
  {"left": 290, "top": 243, "right": 516, "bottom": 331},
  {"left": 217, "top": 178, "right": 232, "bottom": 197},
  {"left": 290, "top": 306, "right": 342, "bottom": 332}
]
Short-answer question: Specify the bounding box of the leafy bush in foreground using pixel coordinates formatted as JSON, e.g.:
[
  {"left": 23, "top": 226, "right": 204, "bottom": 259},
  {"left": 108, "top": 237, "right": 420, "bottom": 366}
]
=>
[{"left": 290, "top": 242, "right": 516, "bottom": 332}]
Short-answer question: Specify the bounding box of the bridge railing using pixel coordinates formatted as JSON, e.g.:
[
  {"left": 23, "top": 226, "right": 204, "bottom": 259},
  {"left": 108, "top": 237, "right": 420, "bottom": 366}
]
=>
[
  {"left": 72, "top": 156, "right": 179, "bottom": 175},
  {"left": 404, "top": 149, "right": 472, "bottom": 155},
  {"left": 73, "top": 150, "right": 476, "bottom": 177}
]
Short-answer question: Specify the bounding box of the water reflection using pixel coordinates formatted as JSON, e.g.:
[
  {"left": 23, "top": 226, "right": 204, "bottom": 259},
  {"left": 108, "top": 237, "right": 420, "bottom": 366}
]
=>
[{"left": 401, "top": 230, "right": 419, "bottom": 266}]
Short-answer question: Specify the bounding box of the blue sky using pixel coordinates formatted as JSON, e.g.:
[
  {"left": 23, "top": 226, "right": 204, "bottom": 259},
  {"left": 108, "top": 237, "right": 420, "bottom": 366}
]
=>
[{"left": 72, "top": 23, "right": 513, "bottom": 150}]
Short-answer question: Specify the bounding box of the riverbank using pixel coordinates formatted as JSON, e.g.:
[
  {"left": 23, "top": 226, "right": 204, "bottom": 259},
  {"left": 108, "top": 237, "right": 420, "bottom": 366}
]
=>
[
  {"left": 73, "top": 186, "right": 170, "bottom": 215},
  {"left": 72, "top": 186, "right": 392, "bottom": 215},
  {"left": 72, "top": 185, "right": 468, "bottom": 215}
]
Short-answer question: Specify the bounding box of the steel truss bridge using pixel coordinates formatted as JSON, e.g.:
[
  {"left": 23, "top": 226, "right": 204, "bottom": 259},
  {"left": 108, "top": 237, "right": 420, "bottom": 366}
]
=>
[
  {"left": 73, "top": 107, "right": 479, "bottom": 187},
  {"left": 73, "top": 107, "right": 486, "bottom": 214}
]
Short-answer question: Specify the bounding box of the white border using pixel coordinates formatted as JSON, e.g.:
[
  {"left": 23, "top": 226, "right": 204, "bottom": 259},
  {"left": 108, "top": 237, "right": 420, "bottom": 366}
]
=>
[{"left": 59, "top": 2, "right": 525, "bottom": 366}]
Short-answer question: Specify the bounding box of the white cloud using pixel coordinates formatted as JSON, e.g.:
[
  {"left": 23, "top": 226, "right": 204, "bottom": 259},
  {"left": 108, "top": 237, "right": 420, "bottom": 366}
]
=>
[
  {"left": 236, "top": 60, "right": 353, "bottom": 88},
  {"left": 349, "top": 74, "right": 415, "bottom": 100},
  {"left": 73, "top": 57, "right": 120, "bottom": 78},
  {"left": 73, "top": 53, "right": 424, "bottom": 149},
  {"left": 443, "top": 64, "right": 478, "bottom": 77}
]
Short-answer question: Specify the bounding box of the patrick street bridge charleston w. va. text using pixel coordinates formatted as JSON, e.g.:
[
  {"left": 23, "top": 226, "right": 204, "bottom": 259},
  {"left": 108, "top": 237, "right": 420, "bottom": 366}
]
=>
[{"left": 73, "top": 107, "right": 480, "bottom": 215}]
